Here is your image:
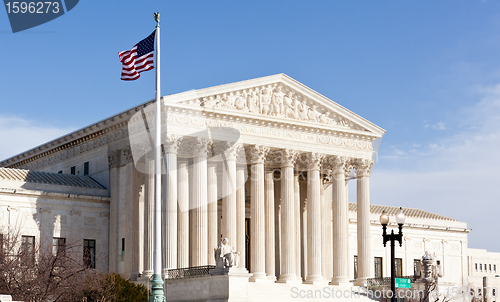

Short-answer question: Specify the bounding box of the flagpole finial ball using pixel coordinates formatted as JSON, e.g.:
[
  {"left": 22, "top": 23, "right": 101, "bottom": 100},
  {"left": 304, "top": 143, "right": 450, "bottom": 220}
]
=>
[{"left": 154, "top": 12, "right": 160, "bottom": 26}]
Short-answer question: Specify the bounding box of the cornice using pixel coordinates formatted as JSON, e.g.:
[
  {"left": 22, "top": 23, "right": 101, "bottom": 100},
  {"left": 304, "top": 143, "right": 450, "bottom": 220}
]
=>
[
  {"left": 1, "top": 100, "right": 154, "bottom": 169},
  {"left": 0, "top": 187, "right": 110, "bottom": 203}
]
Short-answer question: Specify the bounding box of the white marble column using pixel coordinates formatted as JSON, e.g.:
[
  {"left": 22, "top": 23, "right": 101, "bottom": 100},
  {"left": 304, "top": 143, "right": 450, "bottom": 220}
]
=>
[
  {"left": 190, "top": 138, "right": 209, "bottom": 267},
  {"left": 294, "top": 174, "right": 302, "bottom": 281},
  {"left": 177, "top": 161, "right": 189, "bottom": 268},
  {"left": 248, "top": 145, "right": 269, "bottom": 281},
  {"left": 143, "top": 157, "right": 154, "bottom": 276},
  {"left": 163, "top": 135, "right": 182, "bottom": 274},
  {"left": 278, "top": 149, "right": 299, "bottom": 283},
  {"left": 207, "top": 162, "right": 218, "bottom": 266},
  {"left": 355, "top": 159, "right": 373, "bottom": 286},
  {"left": 222, "top": 143, "right": 240, "bottom": 250},
  {"left": 305, "top": 153, "right": 325, "bottom": 284},
  {"left": 300, "top": 181, "right": 308, "bottom": 280},
  {"left": 321, "top": 180, "right": 333, "bottom": 282},
  {"left": 264, "top": 170, "right": 276, "bottom": 281},
  {"left": 274, "top": 178, "right": 281, "bottom": 279},
  {"left": 330, "top": 156, "right": 350, "bottom": 285},
  {"left": 236, "top": 163, "right": 246, "bottom": 269}
]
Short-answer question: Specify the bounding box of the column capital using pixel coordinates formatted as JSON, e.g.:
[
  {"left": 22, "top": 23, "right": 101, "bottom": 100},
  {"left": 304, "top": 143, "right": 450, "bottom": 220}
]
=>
[
  {"left": 354, "top": 159, "right": 374, "bottom": 178},
  {"left": 246, "top": 145, "right": 270, "bottom": 164},
  {"left": 108, "top": 147, "right": 134, "bottom": 169},
  {"left": 279, "top": 149, "right": 299, "bottom": 168},
  {"left": 108, "top": 150, "right": 121, "bottom": 169},
  {"left": 191, "top": 137, "right": 211, "bottom": 157},
  {"left": 327, "top": 156, "right": 350, "bottom": 175},
  {"left": 215, "top": 141, "right": 243, "bottom": 161},
  {"left": 163, "top": 134, "right": 183, "bottom": 154},
  {"left": 307, "top": 153, "right": 325, "bottom": 171}
]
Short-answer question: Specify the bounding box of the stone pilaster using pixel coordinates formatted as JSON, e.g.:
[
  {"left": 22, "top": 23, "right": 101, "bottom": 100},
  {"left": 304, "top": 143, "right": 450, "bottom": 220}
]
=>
[
  {"left": 177, "top": 160, "right": 189, "bottom": 268},
  {"left": 248, "top": 145, "right": 270, "bottom": 281},
  {"left": 108, "top": 150, "right": 120, "bottom": 273},
  {"left": 190, "top": 138, "right": 209, "bottom": 266},
  {"left": 305, "top": 153, "right": 325, "bottom": 284},
  {"left": 355, "top": 159, "right": 373, "bottom": 286},
  {"left": 207, "top": 162, "right": 218, "bottom": 266},
  {"left": 330, "top": 156, "right": 350, "bottom": 285},
  {"left": 264, "top": 170, "right": 276, "bottom": 281},
  {"left": 277, "top": 149, "right": 299, "bottom": 283},
  {"left": 163, "top": 134, "right": 182, "bottom": 273}
]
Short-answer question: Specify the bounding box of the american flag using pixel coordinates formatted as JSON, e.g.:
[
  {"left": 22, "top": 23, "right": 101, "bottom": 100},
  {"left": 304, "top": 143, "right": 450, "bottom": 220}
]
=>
[{"left": 119, "top": 31, "right": 155, "bottom": 81}]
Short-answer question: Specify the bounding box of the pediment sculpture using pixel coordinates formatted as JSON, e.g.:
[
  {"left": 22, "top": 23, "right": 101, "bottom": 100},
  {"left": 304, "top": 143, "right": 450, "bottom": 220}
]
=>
[
  {"left": 195, "top": 84, "right": 355, "bottom": 129},
  {"left": 214, "top": 238, "right": 240, "bottom": 268}
]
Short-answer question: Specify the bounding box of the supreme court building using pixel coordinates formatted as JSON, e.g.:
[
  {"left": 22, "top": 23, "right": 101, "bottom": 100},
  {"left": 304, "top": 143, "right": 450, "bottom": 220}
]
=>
[{"left": 1, "top": 74, "right": 497, "bottom": 301}]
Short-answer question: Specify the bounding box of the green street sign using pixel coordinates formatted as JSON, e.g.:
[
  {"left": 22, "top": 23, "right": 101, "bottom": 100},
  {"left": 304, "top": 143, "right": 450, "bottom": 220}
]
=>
[{"left": 395, "top": 278, "right": 411, "bottom": 288}]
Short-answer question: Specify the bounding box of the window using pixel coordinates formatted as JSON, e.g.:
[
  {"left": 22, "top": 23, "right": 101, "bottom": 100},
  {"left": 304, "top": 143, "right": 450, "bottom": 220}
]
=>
[
  {"left": 374, "top": 257, "right": 383, "bottom": 279},
  {"left": 480, "top": 264, "right": 483, "bottom": 272},
  {"left": 121, "top": 238, "right": 125, "bottom": 261},
  {"left": 52, "top": 237, "right": 66, "bottom": 258},
  {"left": 84, "top": 162, "right": 89, "bottom": 176},
  {"left": 475, "top": 263, "right": 478, "bottom": 272},
  {"left": 83, "top": 239, "right": 96, "bottom": 268},
  {"left": 70, "top": 166, "right": 76, "bottom": 175},
  {"left": 414, "top": 259, "right": 421, "bottom": 277},
  {"left": 395, "top": 258, "right": 403, "bottom": 277},
  {"left": 21, "top": 235, "right": 35, "bottom": 264},
  {"left": 354, "top": 256, "right": 358, "bottom": 279},
  {"left": 494, "top": 265, "right": 497, "bottom": 273},
  {"left": 58, "top": 170, "right": 63, "bottom": 174},
  {"left": 490, "top": 264, "right": 492, "bottom": 272}
]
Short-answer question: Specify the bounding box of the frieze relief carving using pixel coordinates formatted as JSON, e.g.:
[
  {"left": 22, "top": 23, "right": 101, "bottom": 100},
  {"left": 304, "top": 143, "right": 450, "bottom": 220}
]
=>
[
  {"left": 164, "top": 111, "right": 373, "bottom": 153},
  {"left": 21, "top": 127, "right": 129, "bottom": 170},
  {"left": 185, "top": 83, "right": 361, "bottom": 130}
]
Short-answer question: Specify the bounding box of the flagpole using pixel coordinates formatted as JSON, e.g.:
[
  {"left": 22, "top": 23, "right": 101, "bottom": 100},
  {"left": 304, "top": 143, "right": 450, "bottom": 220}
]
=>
[{"left": 150, "top": 12, "right": 165, "bottom": 302}]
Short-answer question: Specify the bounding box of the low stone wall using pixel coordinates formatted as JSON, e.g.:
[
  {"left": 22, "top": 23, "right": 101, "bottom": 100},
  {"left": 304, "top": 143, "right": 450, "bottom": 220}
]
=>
[{"left": 165, "top": 270, "right": 250, "bottom": 302}]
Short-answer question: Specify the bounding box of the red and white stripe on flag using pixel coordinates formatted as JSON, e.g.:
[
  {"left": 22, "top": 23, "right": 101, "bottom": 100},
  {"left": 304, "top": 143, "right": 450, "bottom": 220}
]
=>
[{"left": 119, "top": 31, "right": 155, "bottom": 81}]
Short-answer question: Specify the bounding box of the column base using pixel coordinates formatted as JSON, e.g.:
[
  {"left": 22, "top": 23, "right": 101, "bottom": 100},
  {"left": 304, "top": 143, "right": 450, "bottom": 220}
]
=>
[
  {"left": 267, "top": 275, "right": 277, "bottom": 282},
  {"left": 354, "top": 277, "right": 368, "bottom": 287},
  {"left": 329, "top": 276, "right": 350, "bottom": 286},
  {"left": 249, "top": 272, "right": 272, "bottom": 282},
  {"left": 277, "top": 274, "right": 301, "bottom": 284},
  {"left": 304, "top": 275, "right": 327, "bottom": 285},
  {"left": 142, "top": 270, "right": 153, "bottom": 277}
]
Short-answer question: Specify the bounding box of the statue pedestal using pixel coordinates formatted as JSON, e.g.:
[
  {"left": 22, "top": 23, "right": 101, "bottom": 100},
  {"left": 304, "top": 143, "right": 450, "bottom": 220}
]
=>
[
  {"left": 209, "top": 266, "right": 249, "bottom": 276},
  {"left": 166, "top": 267, "right": 250, "bottom": 302}
]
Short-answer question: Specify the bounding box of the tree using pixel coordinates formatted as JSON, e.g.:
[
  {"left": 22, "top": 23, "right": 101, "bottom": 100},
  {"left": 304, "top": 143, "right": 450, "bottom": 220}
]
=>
[
  {"left": 80, "top": 273, "right": 149, "bottom": 302},
  {"left": 0, "top": 227, "right": 149, "bottom": 302}
]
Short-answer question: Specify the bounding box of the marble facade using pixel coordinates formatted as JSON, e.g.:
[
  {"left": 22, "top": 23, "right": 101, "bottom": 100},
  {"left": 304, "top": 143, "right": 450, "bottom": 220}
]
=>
[{"left": 0, "top": 74, "right": 497, "bottom": 301}]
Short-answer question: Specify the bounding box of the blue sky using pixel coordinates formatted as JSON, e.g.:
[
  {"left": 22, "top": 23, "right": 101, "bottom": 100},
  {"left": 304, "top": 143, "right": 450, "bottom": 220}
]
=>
[{"left": 1, "top": 1, "right": 500, "bottom": 252}]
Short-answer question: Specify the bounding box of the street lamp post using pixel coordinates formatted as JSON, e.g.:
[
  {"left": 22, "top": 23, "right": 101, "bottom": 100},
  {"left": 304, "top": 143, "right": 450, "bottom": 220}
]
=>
[{"left": 379, "top": 207, "right": 406, "bottom": 302}]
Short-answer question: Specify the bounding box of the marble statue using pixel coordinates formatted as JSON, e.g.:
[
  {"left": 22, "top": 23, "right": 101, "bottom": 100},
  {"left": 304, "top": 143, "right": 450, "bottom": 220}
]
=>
[
  {"left": 214, "top": 238, "right": 240, "bottom": 268},
  {"left": 420, "top": 251, "right": 443, "bottom": 283}
]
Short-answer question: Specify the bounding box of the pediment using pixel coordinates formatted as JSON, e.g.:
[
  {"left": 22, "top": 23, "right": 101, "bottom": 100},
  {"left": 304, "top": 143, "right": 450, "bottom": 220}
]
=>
[{"left": 172, "top": 74, "right": 385, "bottom": 136}]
